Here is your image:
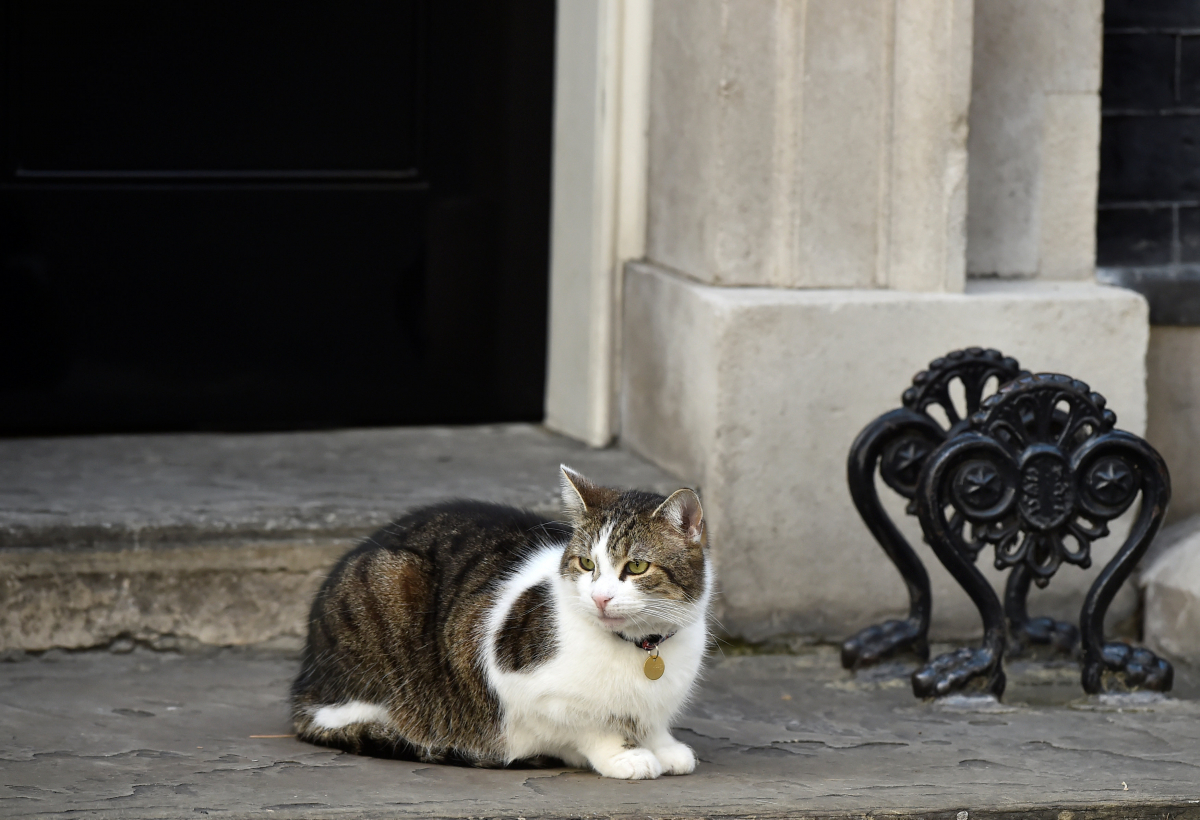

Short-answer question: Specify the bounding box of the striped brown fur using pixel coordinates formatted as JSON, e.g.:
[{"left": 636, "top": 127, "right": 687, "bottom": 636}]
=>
[
  {"left": 290, "top": 500, "right": 567, "bottom": 765},
  {"left": 494, "top": 582, "right": 556, "bottom": 672}
]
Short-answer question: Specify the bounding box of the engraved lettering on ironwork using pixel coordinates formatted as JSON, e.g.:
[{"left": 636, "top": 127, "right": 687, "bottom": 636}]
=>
[
  {"left": 1019, "top": 453, "right": 1074, "bottom": 531},
  {"left": 1086, "top": 457, "right": 1134, "bottom": 507}
]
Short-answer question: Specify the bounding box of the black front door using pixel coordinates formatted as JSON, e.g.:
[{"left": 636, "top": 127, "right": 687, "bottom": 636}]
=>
[{"left": 0, "top": 0, "right": 555, "bottom": 435}]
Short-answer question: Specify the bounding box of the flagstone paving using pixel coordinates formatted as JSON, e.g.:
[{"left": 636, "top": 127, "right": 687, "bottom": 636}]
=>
[{"left": 3, "top": 644, "right": 1198, "bottom": 819}]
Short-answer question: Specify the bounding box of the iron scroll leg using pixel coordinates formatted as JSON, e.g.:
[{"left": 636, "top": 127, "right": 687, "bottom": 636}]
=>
[
  {"left": 1004, "top": 566, "right": 1078, "bottom": 655},
  {"left": 911, "top": 560, "right": 1007, "bottom": 699},
  {"left": 912, "top": 434, "right": 1011, "bottom": 699},
  {"left": 1077, "top": 433, "right": 1174, "bottom": 694},
  {"left": 841, "top": 410, "right": 944, "bottom": 669}
]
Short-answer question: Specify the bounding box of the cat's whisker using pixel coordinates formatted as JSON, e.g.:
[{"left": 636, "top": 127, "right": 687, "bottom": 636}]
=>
[{"left": 706, "top": 614, "right": 729, "bottom": 632}]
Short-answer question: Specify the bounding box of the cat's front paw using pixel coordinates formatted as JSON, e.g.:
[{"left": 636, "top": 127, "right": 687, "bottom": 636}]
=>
[
  {"left": 653, "top": 741, "right": 696, "bottom": 775},
  {"left": 594, "top": 747, "right": 663, "bottom": 780}
]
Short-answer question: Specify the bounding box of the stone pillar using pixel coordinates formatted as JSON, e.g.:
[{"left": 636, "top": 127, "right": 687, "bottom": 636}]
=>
[
  {"left": 647, "top": 0, "right": 972, "bottom": 292},
  {"left": 544, "top": 0, "right": 652, "bottom": 447},
  {"left": 622, "top": 0, "right": 1150, "bottom": 641},
  {"left": 966, "top": 0, "right": 1104, "bottom": 280}
]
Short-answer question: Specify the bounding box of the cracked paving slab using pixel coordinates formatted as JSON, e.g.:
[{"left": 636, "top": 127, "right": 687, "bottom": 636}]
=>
[{"left": 2, "top": 646, "right": 1199, "bottom": 819}]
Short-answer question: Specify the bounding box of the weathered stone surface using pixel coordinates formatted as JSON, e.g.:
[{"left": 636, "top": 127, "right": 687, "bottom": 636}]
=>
[
  {"left": 2, "top": 646, "right": 1198, "bottom": 819},
  {"left": 623, "top": 262, "right": 1150, "bottom": 640},
  {"left": 0, "top": 424, "right": 681, "bottom": 549},
  {"left": 0, "top": 540, "right": 348, "bottom": 651},
  {"left": 0, "top": 425, "right": 682, "bottom": 651},
  {"left": 1142, "top": 515, "right": 1200, "bottom": 663},
  {"left": 1147, "top": 326, "right": 1200, "bottom": 524},
  {"left": 648, "top": 0, "right": 971, "bottom": 292},
  {"left": 967, "top": 0, "right": 1103, "bottom": 279}
]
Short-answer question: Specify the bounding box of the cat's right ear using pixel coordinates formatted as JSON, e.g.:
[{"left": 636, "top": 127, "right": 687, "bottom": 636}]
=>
[
  {"left": 560, "top": 465, "right": 599, "bottom": 518},
  {"left": 654, "top": 488, "right": 706, "bottom": 548}
]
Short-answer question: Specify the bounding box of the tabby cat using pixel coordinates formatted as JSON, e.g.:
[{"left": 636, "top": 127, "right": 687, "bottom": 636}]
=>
[{"left": 291, "top": 466, "right": 712, "bottom": 779}]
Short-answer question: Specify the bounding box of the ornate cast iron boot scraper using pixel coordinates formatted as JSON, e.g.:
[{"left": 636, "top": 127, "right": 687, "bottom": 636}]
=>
[{"left": 843, "top": 349, "right": 1174, "bottom": 700}]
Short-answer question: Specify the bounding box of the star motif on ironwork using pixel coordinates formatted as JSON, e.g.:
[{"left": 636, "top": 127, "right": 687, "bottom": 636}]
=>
[
  {"left": 894, "top": 442, "right": 926, "bottom": 474},
  {"left": 1091, "top": 461, "right": 1131, "bottom": 500},
  {"left": 961, "top": 465, "right": 997, "bottom": 498}
]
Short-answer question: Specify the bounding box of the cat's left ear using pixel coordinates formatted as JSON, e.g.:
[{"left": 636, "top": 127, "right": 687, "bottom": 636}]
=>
[
  {"left": 560, "top": 465, "right": 601, "bottom": 518},
  {"left": 654, "top": 489, "right": 706, "bottom": 547}
]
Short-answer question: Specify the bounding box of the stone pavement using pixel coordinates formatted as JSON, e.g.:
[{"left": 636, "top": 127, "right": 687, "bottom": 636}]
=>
[
  {"left": 5, "top": 424, "right": 1199, "bottom": 818},
  {"left": 3, "top": 644, "right": 1199, "bottom": 820}
]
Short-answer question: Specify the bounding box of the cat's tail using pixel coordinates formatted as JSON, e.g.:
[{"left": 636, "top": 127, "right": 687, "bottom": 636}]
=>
[
  {"left": 291, "top": 698, "right": 420, "bottom": 760},
  {"left": 291, "top": 698, "right": 512, "bottom": 767}
]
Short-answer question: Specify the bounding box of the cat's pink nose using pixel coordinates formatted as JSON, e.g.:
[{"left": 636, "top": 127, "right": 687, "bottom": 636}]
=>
[{"left": 592, "top": 592, "right": 613, "bottom": 613}]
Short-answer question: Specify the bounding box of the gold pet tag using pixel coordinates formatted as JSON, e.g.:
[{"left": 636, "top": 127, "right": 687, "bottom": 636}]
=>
[{"left": 644, "top": 649, "right": 665, "bottom": 680}]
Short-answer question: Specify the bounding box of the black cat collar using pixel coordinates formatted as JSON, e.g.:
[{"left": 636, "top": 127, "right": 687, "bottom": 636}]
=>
[{"left": 623, "top": 632, "right": 675, "bottom": 651}]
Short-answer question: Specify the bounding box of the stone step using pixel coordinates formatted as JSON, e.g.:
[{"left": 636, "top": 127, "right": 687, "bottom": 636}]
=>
[
  {"left": 0, "top": 424, "right": 683, "bottom": 652},
  {"left": 4, "top": 645, "right": 1199, "bottom": 818}
]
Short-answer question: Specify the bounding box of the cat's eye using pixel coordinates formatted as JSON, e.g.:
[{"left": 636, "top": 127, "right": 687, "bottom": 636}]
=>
[
  {"left": 625, "top": 559, "right": 650, "bottom": 575},
  {"left": 578, "top": 556, "right": 596, "bottom": 571}
]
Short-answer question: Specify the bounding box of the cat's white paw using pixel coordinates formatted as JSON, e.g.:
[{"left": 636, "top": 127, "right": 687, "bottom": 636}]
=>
[
  {"left": 653, "top": 741, "right": 696, "bottom": 775},
  {"left": 594, "top": 747, "right": 663, "bottom": 780}
]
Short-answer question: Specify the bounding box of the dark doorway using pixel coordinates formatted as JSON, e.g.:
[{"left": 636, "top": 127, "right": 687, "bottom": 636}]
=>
[{"left": 0, "top": 0, "right": 555, "bottom": 435}]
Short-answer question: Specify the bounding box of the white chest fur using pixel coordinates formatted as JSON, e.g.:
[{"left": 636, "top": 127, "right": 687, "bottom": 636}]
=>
[{"left": 482, "top": 545, "right": 710, "bottom": 772}]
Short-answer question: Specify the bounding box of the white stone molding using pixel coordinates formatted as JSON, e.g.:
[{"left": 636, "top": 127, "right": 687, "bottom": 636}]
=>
[{"left": 545, "top": 0, "right": 652, "bottom": 447}]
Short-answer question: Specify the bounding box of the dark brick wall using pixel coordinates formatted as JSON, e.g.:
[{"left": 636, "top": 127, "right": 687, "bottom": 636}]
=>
[{"left": 1098, "top": 2, "right": 1200, "bottom": 267}]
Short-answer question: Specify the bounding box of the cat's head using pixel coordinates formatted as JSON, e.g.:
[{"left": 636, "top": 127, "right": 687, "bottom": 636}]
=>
[{"left": 557, "top": 465, "right": 710, "bottom": 636}]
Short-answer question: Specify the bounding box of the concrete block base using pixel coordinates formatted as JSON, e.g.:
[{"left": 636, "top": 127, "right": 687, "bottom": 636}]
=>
[{"left": 623, "top": 262, "right": 1151, "bottom": 640}]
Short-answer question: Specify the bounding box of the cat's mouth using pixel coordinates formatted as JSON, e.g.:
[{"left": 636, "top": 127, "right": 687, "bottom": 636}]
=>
[{"left": 596, "top": 614, "right": 628, "bottom": 629}]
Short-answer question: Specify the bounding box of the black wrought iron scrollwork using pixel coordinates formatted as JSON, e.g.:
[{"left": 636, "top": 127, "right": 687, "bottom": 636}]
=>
[
  {"left": 911, "top": 433, "right": 1013, "bottom": 698},
  {"left": 1074, "top": 432, "right": 1174, "bottom": 693},
  {"left": 912, "top": 374, "right": 1173, "bottom": 698},
  {"left": 843, "top": 351, "right": 1173, "bottom": 699},
  {"left": 901, "top": 349, "right": 1025, "bottom": 430},
  {"left": 841, "top": 348, "right": 1024, "bottom": 670},
  {"left": 1004, "top": 566, "right": 1078, "bottom": 655},
  {"left": 842, "top": 410, "right": 943, "bottom": 669}
]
